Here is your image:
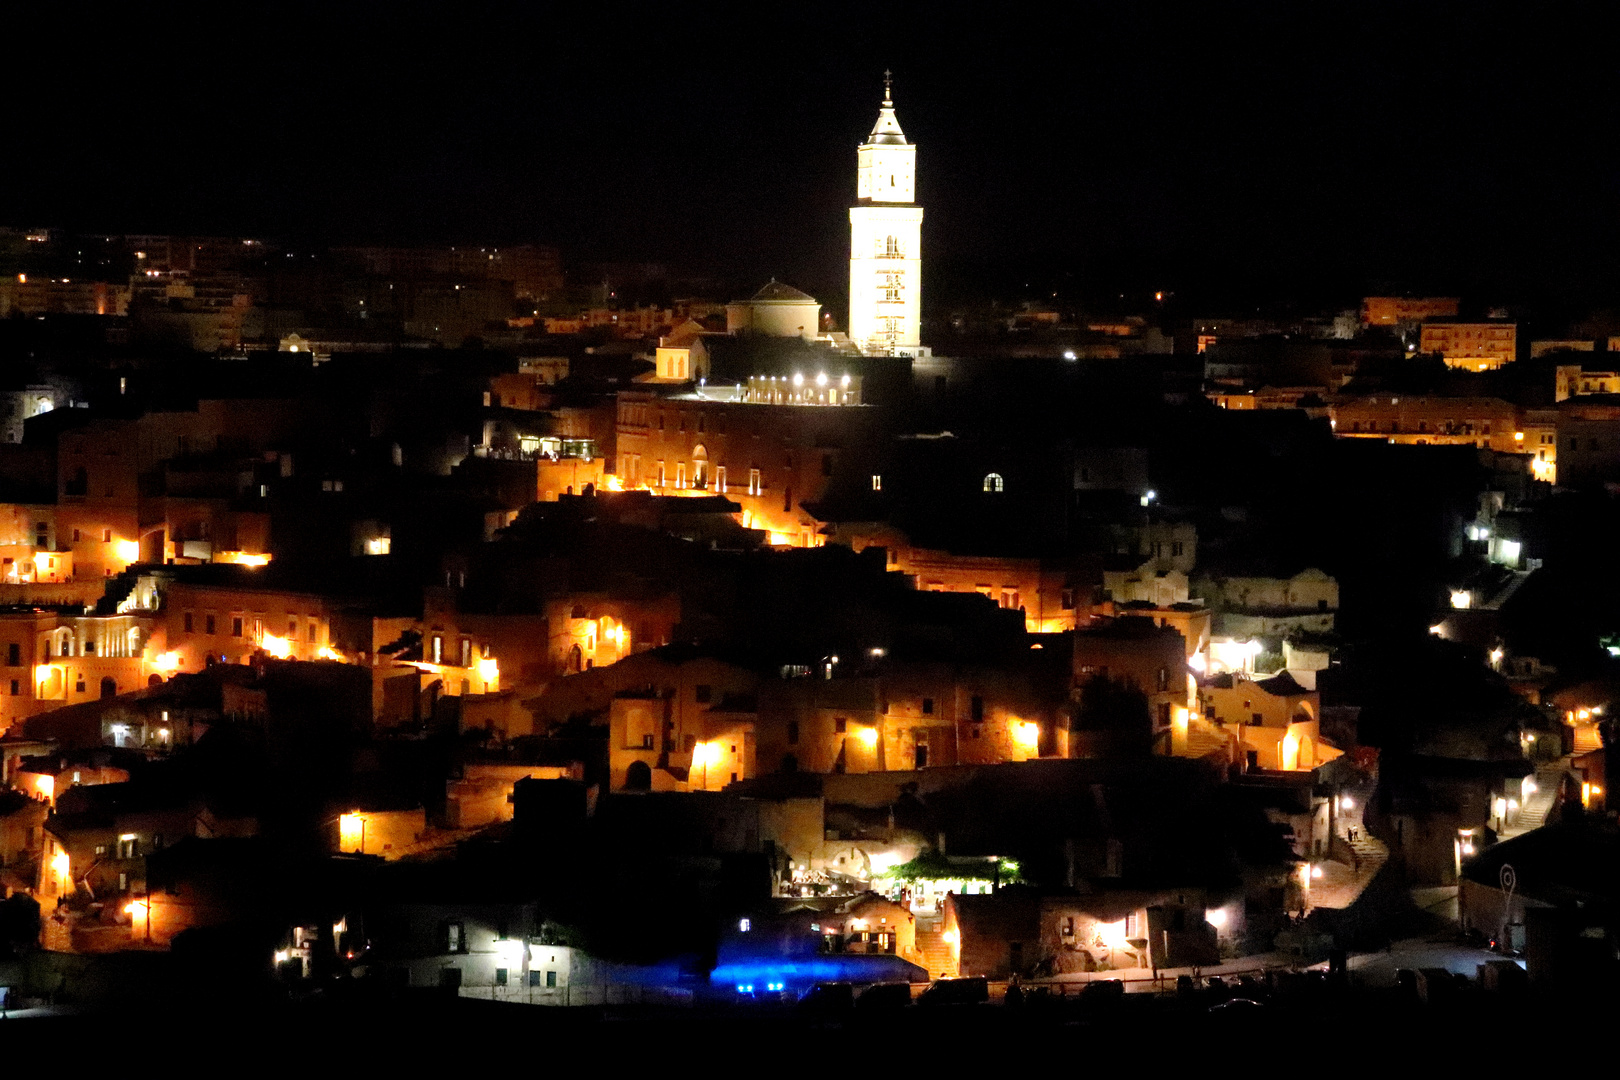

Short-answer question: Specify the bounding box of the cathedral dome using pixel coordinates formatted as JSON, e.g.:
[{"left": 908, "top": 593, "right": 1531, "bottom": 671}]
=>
[
  {"left": 726, "top": 280, "right": 821, "bottom": 340},
  {"left": 749, "top": 280, "right": 817, "bottom": 303}
]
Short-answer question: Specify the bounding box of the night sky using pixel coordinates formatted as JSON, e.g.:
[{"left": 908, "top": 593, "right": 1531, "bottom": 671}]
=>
[{"left": 11, "top": 4, "right": 1620, "bottom": 308}]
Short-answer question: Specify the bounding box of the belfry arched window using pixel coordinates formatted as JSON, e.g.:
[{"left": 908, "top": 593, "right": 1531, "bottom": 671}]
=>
[{"left": 983, "top": 473, "right": 1004, "bottom": 493}]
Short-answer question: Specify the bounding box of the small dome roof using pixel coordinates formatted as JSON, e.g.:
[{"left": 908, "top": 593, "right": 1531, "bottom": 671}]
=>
[
  {"left": 749, "top": 279, "right": 818, "bottom": 304},
  {"left": 866, "top": 102, "right": 908, "bottom": 146}
]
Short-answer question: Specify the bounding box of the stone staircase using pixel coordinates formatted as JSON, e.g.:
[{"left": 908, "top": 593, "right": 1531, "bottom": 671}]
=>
[
  {"left": 1182, "top": 719, "right": 1234, "bottom": 762},
  {"left": 1502, "top": 759, "right": 1566, "bottom": 839},
  {"left": 1306, "top": 830, "right": 1389, "bottom": 912},
  {"left": 915, "top": 927, "right": 957, "bottom": 979}
]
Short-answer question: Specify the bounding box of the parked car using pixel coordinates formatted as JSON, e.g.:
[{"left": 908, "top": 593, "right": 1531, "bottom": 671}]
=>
[
  {"left": 798, "top": 982, "right": 854, "bottom": 1013},
  {"left": 917, "top": 976, "right": 988, "bottom": 1006},
  {"left": 855, "top": 982, "right": 914, "bottom": 1010}
]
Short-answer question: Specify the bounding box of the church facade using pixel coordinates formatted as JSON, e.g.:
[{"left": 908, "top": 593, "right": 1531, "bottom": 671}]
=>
[{"left": 849, "top": 76, "right": 923, "bottom": 355}]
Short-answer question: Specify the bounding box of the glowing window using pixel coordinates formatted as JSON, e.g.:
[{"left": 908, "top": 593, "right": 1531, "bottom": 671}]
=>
[{"left": 983, "top": 473, "right": 1004, "bottom": 493}]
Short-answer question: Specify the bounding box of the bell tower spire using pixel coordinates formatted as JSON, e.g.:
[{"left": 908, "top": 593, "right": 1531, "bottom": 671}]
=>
[{"left": 848, "top": 72, "right": 923, "bottom": 354}]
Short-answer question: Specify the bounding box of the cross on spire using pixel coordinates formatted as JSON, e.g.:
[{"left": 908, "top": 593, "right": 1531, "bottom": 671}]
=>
[{"left": 883, "top": 69, "right": 893, "bottom": 104}]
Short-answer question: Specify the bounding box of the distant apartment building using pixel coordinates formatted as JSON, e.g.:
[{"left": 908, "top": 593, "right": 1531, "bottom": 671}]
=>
[
  {"left": 1419, "top": 320, "right": 1518, "bottom": 371},
  {"left": 1330, "top": 395, "right": 1522, "bottom": 451},
  {"left": 1531, "top": 339, "right": 1595, "bottom": 359},
  {"left": 0, "top": 278, "right": 127, "bottom": 318},
  {"left": 1555, "top": 363, "right": 1620, "bottom": 402},
  {"left": 1362, "top": 296, "right": 1460, "bottom": 327}
]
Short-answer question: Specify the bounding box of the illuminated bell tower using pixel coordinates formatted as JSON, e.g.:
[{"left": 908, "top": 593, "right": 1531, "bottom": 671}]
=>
[{"left": 849, "top": 71, "right": 923, "bottom": 354}]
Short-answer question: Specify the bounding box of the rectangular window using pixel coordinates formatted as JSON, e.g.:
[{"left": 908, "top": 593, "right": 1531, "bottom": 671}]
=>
[
  {"left": 657, "top": 460, "right": 667, "bottom": 488},
  {"left": 231, "top": 616, "right": 243, "bottom": 638},
  {"left": 922, "top": 698, "right": 934, "bottom": 715},
  {"left": 308, "top": 621, "right": 318, "bottom": 643},
  {"left": 787, "top": 721, "right": 800, "bottom": 745},
  {"left": 288, "top": 618, "right": 298, "bottom": 639},
  {"left": 6, "top": 643, "right": 17, "bottom": 666},
  {"left": 9, "top": 679, "right": 17, "bottom": 696},
  {"left": 206, "top": 614, "right": 216, "bottom": 635},
  {"left": 715, "top": 466, "right": 726, "bottom": 493},
  {"left": 446, "top": 922, "right": 464, "bottom": 953},
  {"left": 460, "top": 638, "right": 472, "bottom": 667},
  {"left": 183, "top": 612, "right": 194, "bottom": 633},
  {"left": 675, "top": 462, "right": 686, "bottom": 489},
  {"left": 529, "top": 971, "right": 542, "bottom": 987},
  {"left": 103, "top": 529, "right": 113, "bottom": 543},
  {"left": 971, "top": 696, "right": 984, "bottom": 722},
  {"left": 872, "top": 474, "right": 882, "bottom": 491},
  {"left": 495, "top": 968, "right": 508, "bottom": 986},
  {"left": 432, "top": 636, "right": 443, "bottom": 664},
  {"left": 546, "top": 970, "right": 557, "bottom": 988},
  {"left": 748, "top": 468, "right": 761, "bottom": 496},
  {"left": 835, "top": 717, "right": 847, "bottom": 733}
]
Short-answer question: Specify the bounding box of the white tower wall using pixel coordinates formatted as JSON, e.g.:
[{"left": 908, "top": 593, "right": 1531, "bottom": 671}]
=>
[{"left": 849, "top": 81, "right": 922, "bottom": 354}]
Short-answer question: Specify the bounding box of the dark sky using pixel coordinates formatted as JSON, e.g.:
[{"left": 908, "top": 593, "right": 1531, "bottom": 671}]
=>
[{"left": 11, "top": 3, "right": 1620, "bottom": 308}]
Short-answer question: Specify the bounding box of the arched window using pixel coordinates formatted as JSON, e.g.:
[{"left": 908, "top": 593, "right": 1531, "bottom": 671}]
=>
[
  {"left": 983, "top": 473, "right": 1004, "bottom": 493},
  {"left": 885, "top": 235, "right": 900, "bottom": 257}
]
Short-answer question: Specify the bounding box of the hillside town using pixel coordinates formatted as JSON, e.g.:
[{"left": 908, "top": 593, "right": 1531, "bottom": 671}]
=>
[{"left": 4, "top": 78, "right": 1620, "bottom": 1031}]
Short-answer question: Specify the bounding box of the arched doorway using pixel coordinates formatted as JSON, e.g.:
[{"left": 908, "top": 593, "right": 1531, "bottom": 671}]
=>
[
  {"left": 148, "top": 674, "right": 163, "bottom": 686},
  {"left": 568, "top": 644, "right": 583, "bottom": 673},
  {"left": 100, "top": 676, "right": 117, "bottom": 699},
  {"left": 692, "top": 445, "right": 708, "bottom": 489},
  {"left": 624, "top": 760, "right": 652, "bottom": 791}
]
